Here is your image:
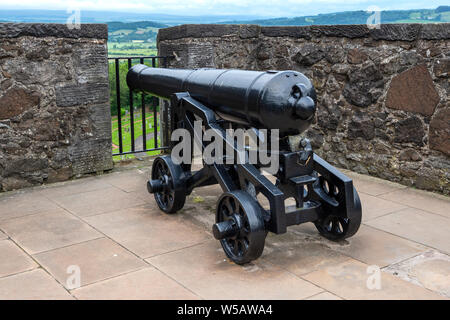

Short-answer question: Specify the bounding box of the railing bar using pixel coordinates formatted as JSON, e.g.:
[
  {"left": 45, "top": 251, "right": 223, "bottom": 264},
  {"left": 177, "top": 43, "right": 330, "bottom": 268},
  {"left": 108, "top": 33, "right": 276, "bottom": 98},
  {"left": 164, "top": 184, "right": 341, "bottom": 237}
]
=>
[
  {"left": 115, "top": 58, "right": 123, "bottom": 154},
  {"left": 142, "top": 93, "right": 147, "bottom": 151},
  {"left": 113, "top": 147, "right": 170, "bottom": 156},
  {"left": 111, "top": 55, "right": 173, "bottom": 157},
  {"left": 153, "top": 97, "right": 158, "bottom": 149},
  {"left": 128, "top": 58, "right": 135, "bottom": 152},
  {"left": 140, "top": 57, "right": 147, "bottom": 152},
  {"left": 162, "top": 57, "right": 169, "bottom": 146},
  {"left": 151, "top": 57, "right": 158, "bottom": 149},
  {"left": 108, "top": 55, "right": 173, "bottom": 60}
]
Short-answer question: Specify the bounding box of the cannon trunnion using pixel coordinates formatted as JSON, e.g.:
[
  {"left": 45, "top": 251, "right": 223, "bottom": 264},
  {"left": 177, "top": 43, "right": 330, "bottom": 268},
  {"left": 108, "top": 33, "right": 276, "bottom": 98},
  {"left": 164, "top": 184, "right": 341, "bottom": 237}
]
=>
[{"left": 128, "top": 64, "right": 362, "bottom": 265}]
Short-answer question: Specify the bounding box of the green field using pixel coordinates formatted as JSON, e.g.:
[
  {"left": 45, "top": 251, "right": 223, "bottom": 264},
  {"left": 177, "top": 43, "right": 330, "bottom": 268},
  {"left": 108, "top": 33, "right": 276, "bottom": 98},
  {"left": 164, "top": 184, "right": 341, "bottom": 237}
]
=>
[
  {"left": 112, "top": 111, "right": 162, "bottom": 160},
  {"left": 107, "top": 21, "right": 161, "bottom": 57},
  {"left": 108, "top": 42, "right": 158, "bottom": 57}
]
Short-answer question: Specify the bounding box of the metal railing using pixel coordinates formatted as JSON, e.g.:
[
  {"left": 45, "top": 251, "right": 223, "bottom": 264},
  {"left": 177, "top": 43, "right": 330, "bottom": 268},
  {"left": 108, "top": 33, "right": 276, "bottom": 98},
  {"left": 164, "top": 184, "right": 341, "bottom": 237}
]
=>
[{"left": 108, "top": 55, "right": 171, "bottom": 156}]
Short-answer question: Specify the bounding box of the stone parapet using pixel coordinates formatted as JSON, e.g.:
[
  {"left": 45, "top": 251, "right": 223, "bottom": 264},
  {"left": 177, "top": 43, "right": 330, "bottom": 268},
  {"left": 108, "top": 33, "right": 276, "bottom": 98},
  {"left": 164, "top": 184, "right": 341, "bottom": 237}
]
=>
[
  {"left": 0, "top": 23, "right": 112, "bottom": 191},
  {"left": 158, "top": 23, "right": 450, "bottom": 194}
]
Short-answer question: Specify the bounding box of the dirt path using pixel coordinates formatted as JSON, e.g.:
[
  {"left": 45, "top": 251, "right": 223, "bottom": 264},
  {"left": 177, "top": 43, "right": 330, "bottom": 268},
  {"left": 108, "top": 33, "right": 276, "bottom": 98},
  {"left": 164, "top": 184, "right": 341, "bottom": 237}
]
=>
[{"left": 133, "top": 132, "right": 156, "bottom": 155}]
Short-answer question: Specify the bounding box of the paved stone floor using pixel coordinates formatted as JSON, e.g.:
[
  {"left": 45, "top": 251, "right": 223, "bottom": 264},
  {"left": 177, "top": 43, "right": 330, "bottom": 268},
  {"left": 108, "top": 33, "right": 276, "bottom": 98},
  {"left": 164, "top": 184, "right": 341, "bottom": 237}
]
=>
[{"left": 0, "top": 161, "right": 449, "bottom": 300}]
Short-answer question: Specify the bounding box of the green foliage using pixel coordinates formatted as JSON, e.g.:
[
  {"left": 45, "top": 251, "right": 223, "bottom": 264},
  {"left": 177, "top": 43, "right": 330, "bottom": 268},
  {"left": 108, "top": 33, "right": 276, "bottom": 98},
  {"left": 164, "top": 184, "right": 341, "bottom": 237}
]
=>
[
  {"left": 107, "top": 42, "right": 157, "bottom": 57},
  {"left": 108, "top": 60, "right": 159, "bottom": 116}
]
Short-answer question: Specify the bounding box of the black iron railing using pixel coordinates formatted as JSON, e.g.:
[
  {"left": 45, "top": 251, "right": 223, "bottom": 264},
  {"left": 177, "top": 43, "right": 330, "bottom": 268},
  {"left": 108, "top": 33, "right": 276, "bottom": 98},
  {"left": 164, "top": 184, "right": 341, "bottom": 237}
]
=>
[{"left": 108, "top": 56, "right": 171, "bottom": 156}]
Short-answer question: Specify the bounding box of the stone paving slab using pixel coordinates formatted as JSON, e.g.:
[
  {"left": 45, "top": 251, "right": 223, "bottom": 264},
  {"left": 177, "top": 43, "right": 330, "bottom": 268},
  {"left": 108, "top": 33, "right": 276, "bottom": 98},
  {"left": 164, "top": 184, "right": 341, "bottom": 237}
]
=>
[
  {"left": 97, "top": 169, "right": 149, "bottom": 193},
  {"left": 0, "top": 239, "right": 38, "bottom": 277},
  {"left": 40, "top": 177, "right": 111, "bottom": 200},
  {"left": 380, "top": 188, "right": 450, "bottom": 219},
  {"left": 384, "top": 250, "right": 450, "bottom": 297},
  {"left": 261, "top": 233, "right": 351, "bottom": 276},
  {"left": 71, "top": 267, "right": 200, "bottom": 300},
  {"left": 33, "top": 237, "right": 148, "bottom": 288},
  {"left": 358, "top": 192, "right": 407, "bottom": 222},
  {"left": 52, "top": 186, "right": 146, "bottom": 218},
  {"left": 84, "top": 205, "right": 211, "bottom": 258},
  {"left": 0, "top": 191, "right": 61, "bottom": 221},
  {"left": 259, "top": 221, "right": 430, "bottom": 271},
  {"left": 306, "top": 292, "right": 342, "bottom": 300},
  {"left": 366, "top": 208, "right": 450, "bottom": 254},
  {"left": 328, "top": 225, "right": 428, "bottom": 267},
  {"left": 0, "top": 269, "right": 73, "bottom": 300},
  {"left": 302, "top": 259, "right": 444, "bottom": 300},
  {"left": 0, "top": 209, "right": 102, "bottom": 255},
  {"left": 343, "top": 170, "right": 407, "bottom": 197},
  {"left": 147, "top": 241, "right": 323, "bottom": 300}
]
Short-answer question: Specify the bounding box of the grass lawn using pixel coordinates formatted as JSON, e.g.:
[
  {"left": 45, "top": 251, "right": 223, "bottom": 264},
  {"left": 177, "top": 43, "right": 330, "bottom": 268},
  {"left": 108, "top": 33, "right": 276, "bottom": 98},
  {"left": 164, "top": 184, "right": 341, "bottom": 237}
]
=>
[{"left": 112, "top": 111, "right": 162, "bottom": 160}]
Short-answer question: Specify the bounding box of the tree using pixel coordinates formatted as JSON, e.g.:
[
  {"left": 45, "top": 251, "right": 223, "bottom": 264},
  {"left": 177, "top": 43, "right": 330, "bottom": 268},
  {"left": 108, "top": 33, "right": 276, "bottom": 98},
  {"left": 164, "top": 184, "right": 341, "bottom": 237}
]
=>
[{"left": 109, "top": 60, "right": 159, "bottom": 116}]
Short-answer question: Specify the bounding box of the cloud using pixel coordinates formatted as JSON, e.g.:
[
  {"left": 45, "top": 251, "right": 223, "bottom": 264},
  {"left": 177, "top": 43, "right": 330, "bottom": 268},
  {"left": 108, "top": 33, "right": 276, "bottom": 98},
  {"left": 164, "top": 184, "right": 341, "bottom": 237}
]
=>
[{"left": 0, "top": 0, "right": 446, "bottom": 17}]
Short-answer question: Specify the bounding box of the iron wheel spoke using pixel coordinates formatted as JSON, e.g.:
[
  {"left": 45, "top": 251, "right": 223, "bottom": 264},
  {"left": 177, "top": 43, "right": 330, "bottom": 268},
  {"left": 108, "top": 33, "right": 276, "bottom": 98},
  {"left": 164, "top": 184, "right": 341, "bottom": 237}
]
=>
[
  {"left": 225, "top": 198, "right": 233, "bottom": 214},
  {"left": 332, "top": 218, "right": 341, "bottom": 234},
  {"left": 232, "top": 240, "right": 239, "bottom": 256},
  {"left": 242, "top": 238, "right": 249, "bottom": 252}
]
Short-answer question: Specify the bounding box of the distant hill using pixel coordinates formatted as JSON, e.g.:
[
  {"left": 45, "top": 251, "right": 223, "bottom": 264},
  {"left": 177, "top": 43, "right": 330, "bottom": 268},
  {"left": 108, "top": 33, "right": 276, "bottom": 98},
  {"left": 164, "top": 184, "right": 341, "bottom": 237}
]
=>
[
  {"left": 0, "top": 9, "right": 262, "bottom": 25},
  {"left": 1, "top": 7, "right": 449, "bottom": 50},
  {"left": 436, "top": 6, "right": 450, "bottom": 13},
  {"left": 224, "top": 7, "right": 450, "bottom": 26},
  {"left": 107, "top": 21, "right": 168, "bottom": 32},
  {"left": 107, "top": 21, "right": 168, "bottom": 43}
]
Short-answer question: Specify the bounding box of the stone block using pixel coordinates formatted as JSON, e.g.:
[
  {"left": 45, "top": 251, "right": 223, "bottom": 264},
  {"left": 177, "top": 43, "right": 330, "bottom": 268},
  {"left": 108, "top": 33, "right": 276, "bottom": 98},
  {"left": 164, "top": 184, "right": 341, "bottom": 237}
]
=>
[
  {"left": 394, "top": 116, "right": 425, "bottom": 146},
  {"left": 370, "top": 24, "right": 421, "bottom": 41},
  {"left": 239, "top": 24, "right": 260, "bottom": 39},
  {"left": 348, "top": 115, "right": 375, "bottom": 140},
  {"left": 386, "top": 65, "right": 440, "bottom": 116},
  {"left": 429, "top": 107, "right": 450, "bottom": 156},
  {"left": 158, "top": 24, "right": 240, "bottom": 41},
  {"left": 0, "top": 86, "right": 40, "bottom": 120},
  {"left": 343, "top": 63, "right": 384, "bottom": 107},
  {"left": 0, "top": 23, "right": 107, "bottom": 40},
  {"left": 55, "top": 83, "right": 109, "bottom": 107},
  {"left": 347, "top": 48, "right": 368, "bottom": 64},
  {"left": 434, "top": 58, "right": 450, "bottom": 78},
  {"left": 419, "top": 23, "right": 450, "bottom": 40}
]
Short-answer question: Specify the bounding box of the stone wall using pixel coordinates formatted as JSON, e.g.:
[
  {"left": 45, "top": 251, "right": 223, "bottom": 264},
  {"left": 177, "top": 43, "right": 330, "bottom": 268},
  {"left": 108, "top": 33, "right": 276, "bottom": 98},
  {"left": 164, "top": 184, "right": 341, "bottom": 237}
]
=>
[
  {"left": 158, "top": 24, "right": 449, "bottom": 194},
  {"left": 0, "top": 23, "right": 113, "bottom": 191}
]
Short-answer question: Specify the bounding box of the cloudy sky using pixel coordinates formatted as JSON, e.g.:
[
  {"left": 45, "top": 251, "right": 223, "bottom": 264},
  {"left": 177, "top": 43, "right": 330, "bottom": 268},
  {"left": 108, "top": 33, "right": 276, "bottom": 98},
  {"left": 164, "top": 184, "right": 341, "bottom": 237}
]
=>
[{"left": 1, "top": 0, "right": 447, "bottom": 17}]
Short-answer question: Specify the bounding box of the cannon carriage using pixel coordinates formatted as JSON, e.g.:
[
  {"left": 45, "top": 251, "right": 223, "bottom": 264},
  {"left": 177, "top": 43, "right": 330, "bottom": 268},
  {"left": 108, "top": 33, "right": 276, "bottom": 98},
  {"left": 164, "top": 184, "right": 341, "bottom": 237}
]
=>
[{"left": 127, "top": 64, "right": 362, "bottom": 265}]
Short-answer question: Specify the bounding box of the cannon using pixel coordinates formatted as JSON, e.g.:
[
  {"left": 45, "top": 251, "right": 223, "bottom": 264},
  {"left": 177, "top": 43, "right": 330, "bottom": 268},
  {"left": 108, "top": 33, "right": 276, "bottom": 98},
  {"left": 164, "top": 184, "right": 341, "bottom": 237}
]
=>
[{"left": 127, "top": 64, "right": 362, "bottom": 265}]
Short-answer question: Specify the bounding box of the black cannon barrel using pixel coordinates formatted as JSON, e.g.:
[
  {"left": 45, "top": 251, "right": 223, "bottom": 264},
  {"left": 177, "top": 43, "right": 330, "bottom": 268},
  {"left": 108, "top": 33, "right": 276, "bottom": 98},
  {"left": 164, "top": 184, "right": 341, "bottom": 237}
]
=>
[{"left": 127, "top": 64, "right": 317, "bottom": 136}]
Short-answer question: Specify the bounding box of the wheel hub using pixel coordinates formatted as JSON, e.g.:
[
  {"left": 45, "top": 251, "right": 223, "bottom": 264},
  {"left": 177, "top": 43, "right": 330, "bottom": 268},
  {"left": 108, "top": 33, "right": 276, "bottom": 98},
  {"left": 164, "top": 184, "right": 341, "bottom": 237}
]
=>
[{"left": 212, "top": 213, "right": 243, "bottom": 240}]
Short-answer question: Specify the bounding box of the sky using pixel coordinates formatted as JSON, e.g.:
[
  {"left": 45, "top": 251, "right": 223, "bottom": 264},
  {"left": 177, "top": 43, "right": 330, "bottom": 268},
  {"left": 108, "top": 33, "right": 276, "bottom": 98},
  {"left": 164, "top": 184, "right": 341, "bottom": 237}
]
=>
[{"left": 0, "top": 0, "right": 448, "bottom": 17}]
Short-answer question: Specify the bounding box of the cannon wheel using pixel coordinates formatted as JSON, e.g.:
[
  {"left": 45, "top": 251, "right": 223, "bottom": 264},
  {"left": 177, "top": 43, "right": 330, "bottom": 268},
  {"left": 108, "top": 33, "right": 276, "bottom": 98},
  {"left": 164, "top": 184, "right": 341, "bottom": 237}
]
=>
[
  {"left": 215, "top": 190, "right": 267, "bottom": 265},
  {"left": 151, "top": 156, "right": 186, "bottom": 214},
  {"left": 314, "top": 186, "right": 361, "bottom": 241}
]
